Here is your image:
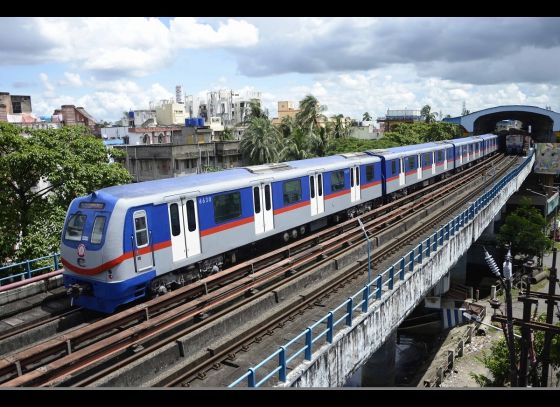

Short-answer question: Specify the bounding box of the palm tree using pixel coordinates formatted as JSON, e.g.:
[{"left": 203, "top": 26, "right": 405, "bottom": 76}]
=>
[
  {"left": 421, "top": 104, "right": 437, "bottom": 124},
  {"left": 243, "top": 99, "right": 266, "bottom": 123},
  {"left": 278, "top": 116, "right": 295, "bottom": 139},
  {"left": 296, "top": 95, "right": 327, "bottom": 135},
  {"left": 240, "top": 117, "right": 281, "bottom": 165},
  {"left": 331, "top": 114, "right": 350, "bottom": 139},
  {"left": 280, "top": 126, "right": 310, "bottom": 161},
  {"left": 362, "top": 112, "right": 372, "bottom": 122},
  {"left": 309, "top": 125, "right": 331, "bottom": 157}
]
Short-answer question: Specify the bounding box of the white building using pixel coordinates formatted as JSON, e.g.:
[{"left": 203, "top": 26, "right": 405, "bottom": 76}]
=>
[{"left": 153, "top": 100, "right": 187, "bottom": 126}]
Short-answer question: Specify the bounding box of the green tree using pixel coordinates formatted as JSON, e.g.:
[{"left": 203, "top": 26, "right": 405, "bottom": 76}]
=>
[
  {"left": 421, "top": 104, "right": 438, "bottom": 124},
  {"left": 281, "top": 126, "right": 311, "bottom": 161},
  {"left": 331, "top": 114, "right": 350, "bottom": 139},
  {"left": 383, "top": 122, "right": 463, "bottom": 145},
  {"left": 221, "top": 128, "right": 234, "bottom": 141},
  {"left": 296, "top": 95, "right": 327, "bottom": 136},
  {"left": 244, "top": 99, "right": 266, "bottom": 123},
  {"left": 472, "top": 314, "right": 560, "bottom": 387},
  {"left": 362, "top": 112, "right": 372, "bottom": 122},
  {"left": 0, "top": 123, "right": 132, "bottom": 262},
  {"left": 497, "top": 197, "right": 553, "bottom": 259},
  {"left": 240, "top": 117, "right": 281, "bottom": 164}
]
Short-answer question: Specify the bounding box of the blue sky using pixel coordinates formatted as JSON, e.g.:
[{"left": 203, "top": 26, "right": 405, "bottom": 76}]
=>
[{"left": 1, "top": 17, "right": 559, "bottom": 122}]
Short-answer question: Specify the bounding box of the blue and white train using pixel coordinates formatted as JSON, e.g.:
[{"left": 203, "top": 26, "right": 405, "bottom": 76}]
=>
[{"left": 61, "top": 134, "right": 499, "bottom": 313}]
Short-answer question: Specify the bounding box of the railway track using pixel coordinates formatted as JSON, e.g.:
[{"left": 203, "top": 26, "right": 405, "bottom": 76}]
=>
[
  {"left": 157, "top": 155, "right": 518, "bottom": 387},
  {"left": 0, "top": 153, "right": 513, "bottom": 387}
]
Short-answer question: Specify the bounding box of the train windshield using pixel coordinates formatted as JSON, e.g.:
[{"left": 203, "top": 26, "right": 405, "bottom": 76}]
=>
[{"left": 64, "top": 213, "right": 87, "bottom": 241}]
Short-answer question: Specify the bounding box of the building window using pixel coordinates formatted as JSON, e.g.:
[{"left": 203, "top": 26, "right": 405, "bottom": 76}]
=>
[
  {"left": 12, "top": 101, "right": 22, "bottom": 114},
  {"left": 283, "top": 179, "right": 302, "bottom": 205}
]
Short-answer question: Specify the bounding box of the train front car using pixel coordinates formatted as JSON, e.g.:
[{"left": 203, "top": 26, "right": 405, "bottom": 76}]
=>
[{"left": 61, "top": 191, "right": 148, "bottom": 313}]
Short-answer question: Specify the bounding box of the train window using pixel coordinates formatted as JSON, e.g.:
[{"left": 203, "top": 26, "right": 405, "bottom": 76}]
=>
[
  {"left": 318, "top": 174, "right": 323, "bottom": 196},
  {"left": 437, "top": 150, "right": 444, "bottom": 162},
  {"left": 366, "top": 165, "right": 375, "bottom": 182},
  {"left": 253, "top": 187, "right": 261, "bottom": 214},
  {"left": 391, "top": 160, "right": 397, "bottom": 175},
  {"left": 350, "top": 169, "right": 354, "bottom": 187},
  {"left": 169, "top": 204, "right": 181, "bottom": 236},
  {"left": 355, "top": 167, "right": 360, "bottom": 186},
  {"left": 283, "top": 179, "right": 302, "bottom": 205},
  {"left": 91, "top": 216, "right": 106, "bottom": 244},
  {"left": 424, "top": 153, "right": 432, "bottom": 166},
  {"left": 310, "top": 176, "right": 315, "bottom": 198},
  {"left": 265, "top": 185, "right": 272, "bottom": 210},
  {"left": 331, "top": 170, "right": 345, "bottom": 192},
  {"left": 408, "top": 156, "right": 415, "bottom": 170},
  {"left": 213, "top": 192, "right": 242, "bottom": 224},
  {"left": 64, "top": 214, "right": 86, "bottom": 241},
  {"left": 186, "top": 200, "right": 197, "bottom": 232},
  {"left": 134, "top": 212, "right": 149, "bottom": 248}
]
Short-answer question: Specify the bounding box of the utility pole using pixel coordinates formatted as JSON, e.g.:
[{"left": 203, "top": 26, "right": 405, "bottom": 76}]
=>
[
  {"left": 502, "top": 249, "right": 518, "bottom": 387},
  {"left": 517, "top": 293, "right": 538, "bottom": 386},
  {"left": 484, "top": 247, "right": 518, "bottom": 386},
  {"left": 541, "top": 247, "right": 558, "bottom": 387}
]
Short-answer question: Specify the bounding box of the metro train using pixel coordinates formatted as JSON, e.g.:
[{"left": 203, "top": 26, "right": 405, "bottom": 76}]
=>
[{"left": 62, "top": 134, "right": 499, "bottom": 313}]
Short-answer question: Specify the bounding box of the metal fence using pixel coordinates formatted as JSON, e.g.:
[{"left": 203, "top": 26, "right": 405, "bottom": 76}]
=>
[
  {"left": 229, "top": 151, "right": 534, "bottom": 388},
  {"left": 0, "top": 253, "right": 61, "bottom": 287}
]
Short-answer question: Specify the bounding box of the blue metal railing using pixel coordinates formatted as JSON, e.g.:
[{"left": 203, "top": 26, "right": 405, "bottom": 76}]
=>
[
  {"left": 0, "top": 253, "right": 61, "bottom": 287},
  {"left": 229, "top": 151, "right": 534, "bottom": 387}
]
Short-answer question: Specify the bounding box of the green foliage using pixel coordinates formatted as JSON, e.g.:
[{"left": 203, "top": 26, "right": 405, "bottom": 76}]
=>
[
  {"left": 221, "top": 128, "right": 234, "bottom": 141},
  {"left": 362, "top": 112, "right": 372, "bottom": 122},
  {"left": 0, "top": 123, "right": 132, "bottom": 263},
  {"left": 471, "top": 314, "right": 560, "bottom": 387},
  {"left": 383, "top": 122, "right": 463, "bottom": 145},
  {"left": 497, "top": 197, "right": 553, "bottom": 258},
  {"left": 421, "top": 104, "right": 438, "bottom": 124},
  {"left": 471, "top": 337, "right": 518, "bottom": 386},
  {"left": 240, "top": 117, "right": 281, "bottom": 164},
  {"left": 326, "top": 137, "right": 399, "bottom": 155}
]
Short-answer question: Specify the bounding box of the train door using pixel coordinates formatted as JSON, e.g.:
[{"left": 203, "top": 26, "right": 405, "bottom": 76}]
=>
[
  {"left": 183, "top": 198, "right": 201, "bottom": 257},
  {"left": 443, "top": 149, "right": 448, "bottom": 171},
  {"left": 431, "top": 152, "right": 436, "bottom": 174},
  {"left": 168, "top": 202, "right": 186, "bottom": 262},
  {"left": 168, "top": 198, "right": 201, "bottom": 262},
  {"left": 253, "top": 183, "right": 274, "bottom": 234},
  {"left": 399, "top": 158, "right": 405, "bottom": 186},
  {"left": 417, "top": 154, "right": 422, "bottom": 179},
  {"left": 133, "top": 210, "right": 153, "bottom": 271},
  {"left": 350, "top": 166, "right": 361, "bottom": 202},
  {"left": 309, "top": 173, "right": 325, "bottom": 216},
  {"left": 459, "top": 146, "right": 463, "bottom": 165}
]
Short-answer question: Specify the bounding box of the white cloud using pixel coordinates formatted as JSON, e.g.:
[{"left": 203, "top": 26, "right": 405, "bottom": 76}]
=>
[
  {"left": 58, "top": 72, "right": 82, "bottom": 87},
  {"left": 0, "top": 17, "right": 258, "bottom": 79},
  {"left": 169, "top": 18, "right": 258, "bottom": 49}
]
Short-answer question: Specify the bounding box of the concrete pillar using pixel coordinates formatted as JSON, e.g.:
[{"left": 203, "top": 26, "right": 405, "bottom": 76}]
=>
[
  {"left": 361, "top": 331, "right": 396, "bottom": 387},
  {"left": 450, "top": 253, "right": 467, "bottom": 285}
]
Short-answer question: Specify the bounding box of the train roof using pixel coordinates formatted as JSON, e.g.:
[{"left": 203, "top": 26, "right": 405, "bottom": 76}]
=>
[
  {"left": 99, "top": 168, "right": 256, "bottom": 199},
  {"left": 366, "top": 141, "right": 448, "bottom": 160}
]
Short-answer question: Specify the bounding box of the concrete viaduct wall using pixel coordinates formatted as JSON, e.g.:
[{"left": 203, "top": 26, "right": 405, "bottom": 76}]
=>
[{"left": 284, "top": 155, "right": 535, "bottom": 387}]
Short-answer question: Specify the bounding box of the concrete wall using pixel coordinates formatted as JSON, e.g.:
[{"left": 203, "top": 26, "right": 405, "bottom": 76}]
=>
[{"left": 283, "top": 154, "right": 534, "bottom": 387}]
